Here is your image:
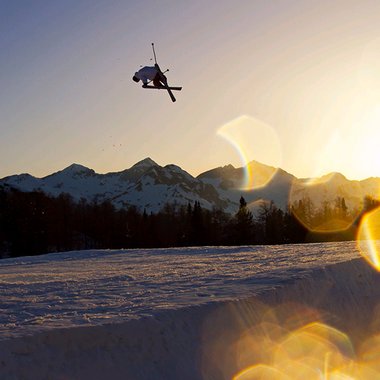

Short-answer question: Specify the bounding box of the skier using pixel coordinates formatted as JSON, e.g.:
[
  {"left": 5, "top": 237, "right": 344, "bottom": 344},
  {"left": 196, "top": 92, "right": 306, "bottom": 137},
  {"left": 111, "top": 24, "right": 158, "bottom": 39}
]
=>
[
  {"left": 132, "top": 64, "right": 167, "bottom": 88},
  {"left": 133, "top": 43, "right": 181, "bottom": 102}
]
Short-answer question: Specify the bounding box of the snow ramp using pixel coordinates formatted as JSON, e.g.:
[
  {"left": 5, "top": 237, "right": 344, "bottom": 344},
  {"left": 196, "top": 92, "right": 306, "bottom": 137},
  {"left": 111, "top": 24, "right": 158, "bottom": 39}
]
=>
[{"left": 2, "top": 257, "right": 380, "bottom": 379}]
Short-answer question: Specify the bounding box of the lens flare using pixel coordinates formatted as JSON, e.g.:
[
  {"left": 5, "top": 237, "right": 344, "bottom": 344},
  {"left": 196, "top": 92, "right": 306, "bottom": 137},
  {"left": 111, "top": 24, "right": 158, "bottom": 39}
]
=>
[
  {"left": 201, "top": 300, "right": 380, "bottom": 379},
  {"left": 289, "top": 173, "right": 363, "bottom": 233},
  {"left": 233, "top": 319, "right": 380, "bottom": 380},
  {"left": 359, "top": 334, "right": 380, "bottom": 373},
  {"left": 357, "top": 206, "right": 380, "bottom": 271},
  {"left": 217, "top": 115, "right": 282, "bottom": 190},
  {"left": 234, "top": 364, "right": 290, "bottom": 380}
]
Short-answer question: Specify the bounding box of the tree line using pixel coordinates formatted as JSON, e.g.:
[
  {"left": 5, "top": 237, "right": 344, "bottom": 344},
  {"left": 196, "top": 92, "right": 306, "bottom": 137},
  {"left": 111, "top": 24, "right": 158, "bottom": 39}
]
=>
[{"left": 0, "top": 187, "right": 379, "bottom": 258}]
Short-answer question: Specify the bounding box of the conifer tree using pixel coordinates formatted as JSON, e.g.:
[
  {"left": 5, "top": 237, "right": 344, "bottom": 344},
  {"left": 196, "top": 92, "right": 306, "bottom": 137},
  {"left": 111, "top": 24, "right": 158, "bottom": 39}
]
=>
[{"left": 235, "top": 196, "right": 254, "bottom": 244}]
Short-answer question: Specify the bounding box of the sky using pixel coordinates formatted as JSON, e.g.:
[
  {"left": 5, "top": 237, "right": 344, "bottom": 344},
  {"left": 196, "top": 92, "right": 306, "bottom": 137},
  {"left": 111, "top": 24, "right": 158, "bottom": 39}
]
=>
[{"left": 2, "top": 0, "right": 380, "bottom": 181}]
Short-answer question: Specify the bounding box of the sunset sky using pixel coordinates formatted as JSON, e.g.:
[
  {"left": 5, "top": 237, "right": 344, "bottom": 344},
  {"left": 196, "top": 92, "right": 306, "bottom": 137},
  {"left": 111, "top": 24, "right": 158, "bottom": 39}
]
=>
[{"left": 2, "top": 0, "right": 380, "bottom": 180}]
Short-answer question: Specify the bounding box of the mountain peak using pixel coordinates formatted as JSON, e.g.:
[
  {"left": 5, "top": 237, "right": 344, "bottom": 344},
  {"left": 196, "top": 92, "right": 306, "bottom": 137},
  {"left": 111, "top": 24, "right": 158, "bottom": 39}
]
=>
[
  {"left": 131, "top": 158, "right": 159, "bottom": 169},
  {"left": 314, "top": 172, "right": 348, "bottom": 185},
  {"left": 197, "top": 164, "right": 237, "bottom": 180},
  {"left": 47, "top": 163, "right": 95, "bottom": 179},
  {"left": 64, "top": 163, "right": 91, "bottom": 172},
  {"left": 246, "top": 160, "right": 276, "bottom": 170}
]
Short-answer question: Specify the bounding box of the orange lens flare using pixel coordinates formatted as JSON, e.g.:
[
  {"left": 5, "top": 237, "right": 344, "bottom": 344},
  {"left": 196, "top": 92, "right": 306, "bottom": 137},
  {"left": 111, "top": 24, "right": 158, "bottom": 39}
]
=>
[
  {"left": 359, "top": 334, "right": 380, "bottom": 373},
  {"left": 233, "top": 320, "right": 380, "bottom": 380},
  {"left": 234, "top": 364, "right": 290, "bottom": 380},
  {"left": 201, "top": 300, "right": 380, "bottom": 379},
  {"left": 198, "top": 300, "right": 380, "bottom": 380},
  {"left": 357, "top": 206, "right": 380, "bottom": 271},
  {"left": 217, "top": 115, "right": 282, "bottom": 190},
  {"left": 289, "top": 174, "right": 362, "bottom": 233}
]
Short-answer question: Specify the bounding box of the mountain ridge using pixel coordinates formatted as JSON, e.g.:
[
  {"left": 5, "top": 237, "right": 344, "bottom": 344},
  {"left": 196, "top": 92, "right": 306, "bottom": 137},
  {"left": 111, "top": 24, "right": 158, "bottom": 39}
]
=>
[{"left": 1, "top": 158, "right": 379, "bottom": 214}]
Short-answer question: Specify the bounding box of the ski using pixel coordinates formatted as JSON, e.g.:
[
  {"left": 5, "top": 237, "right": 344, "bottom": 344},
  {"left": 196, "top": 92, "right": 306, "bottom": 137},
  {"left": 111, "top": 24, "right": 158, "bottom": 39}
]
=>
[
  {"left": 164, "top": 84, "right": 176, "bottom": 102},
  {"left": 154, "top": 63, "right": 176, "bottom": 102},
  {"left": 142, "top": 85, "right": 182, "bottom": 91}
]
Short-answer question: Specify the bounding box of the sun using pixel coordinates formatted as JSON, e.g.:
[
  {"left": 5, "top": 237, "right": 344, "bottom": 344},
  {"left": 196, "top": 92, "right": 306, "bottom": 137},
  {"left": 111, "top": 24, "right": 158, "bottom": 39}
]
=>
[
  {"left": 313, "top": 102, "right": 380, "bottom": 181},
  {"left": 350, "top": 105, "right": 380, "bottom": 178}
]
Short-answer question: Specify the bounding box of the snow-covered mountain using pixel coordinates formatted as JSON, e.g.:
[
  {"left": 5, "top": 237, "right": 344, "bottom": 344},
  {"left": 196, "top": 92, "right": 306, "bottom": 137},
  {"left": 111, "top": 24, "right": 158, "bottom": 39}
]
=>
[
  {"left": 199, "top": 162, "right": 380, "bottom": 213},
  {"left": 1, "top": 158, "right": 379, "bottom": 214},
  {"left": 0, "top": 158, "right": 227, "bottom": 213},
  {"left": 198, "top": 162, "right": 295, "bottom": 212},
  {"left": 289, "top": 172, "right": 364, "bottom": 210}
]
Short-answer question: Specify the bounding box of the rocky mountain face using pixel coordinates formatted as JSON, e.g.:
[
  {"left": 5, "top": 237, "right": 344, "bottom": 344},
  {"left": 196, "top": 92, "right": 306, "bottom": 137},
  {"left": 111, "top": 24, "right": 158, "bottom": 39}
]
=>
[{"left": 1, "top": 158, "right": 379, "bottom": 215}]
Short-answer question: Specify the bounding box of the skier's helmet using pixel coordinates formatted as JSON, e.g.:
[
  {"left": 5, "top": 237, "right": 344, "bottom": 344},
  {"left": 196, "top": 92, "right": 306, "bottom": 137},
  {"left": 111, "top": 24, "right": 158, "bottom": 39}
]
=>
[{"left": 132, "top": 74, "right": 140, "bottom": 82}]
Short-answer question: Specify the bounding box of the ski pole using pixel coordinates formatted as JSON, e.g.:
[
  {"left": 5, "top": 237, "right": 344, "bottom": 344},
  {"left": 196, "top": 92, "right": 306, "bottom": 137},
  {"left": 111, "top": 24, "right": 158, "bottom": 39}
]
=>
[{"left": 151, "top": 43, "right": 157, "bottom": 65}]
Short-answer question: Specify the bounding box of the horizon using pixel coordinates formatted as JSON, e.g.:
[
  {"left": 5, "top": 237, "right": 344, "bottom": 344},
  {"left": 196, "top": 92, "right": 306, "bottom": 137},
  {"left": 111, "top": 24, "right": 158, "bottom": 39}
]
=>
[
  {"left": 2, "top": 2, "right": 380, "bottom": 182},
  {"left": 1, "top": 156, "right": 378, "bottom": 183}
]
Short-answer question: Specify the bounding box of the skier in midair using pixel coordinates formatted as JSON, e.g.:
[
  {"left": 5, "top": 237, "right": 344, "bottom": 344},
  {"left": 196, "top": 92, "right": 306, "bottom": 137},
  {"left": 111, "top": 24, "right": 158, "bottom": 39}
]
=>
[
  {"left": 132, "top": 43, "right": 181, "bottom": 102},
  {"left": 132, "top": 64, "right": 167, "bottom": 88}
]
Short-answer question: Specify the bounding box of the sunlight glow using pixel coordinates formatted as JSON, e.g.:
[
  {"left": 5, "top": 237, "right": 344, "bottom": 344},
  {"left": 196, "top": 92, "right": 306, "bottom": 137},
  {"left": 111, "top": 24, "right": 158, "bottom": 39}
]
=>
[
  {"left": 312, "top": 101, "right": 380, "bottom": 181},
  {"left": 217, "top": 115, "right": 282, "bottom": 190},
  {"left": 349, "top": 105, "right": 380, "bottom": 176}
]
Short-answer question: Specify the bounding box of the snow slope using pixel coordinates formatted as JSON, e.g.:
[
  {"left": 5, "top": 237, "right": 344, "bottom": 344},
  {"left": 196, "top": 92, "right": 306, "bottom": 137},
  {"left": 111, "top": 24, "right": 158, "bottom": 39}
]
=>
[{"left": 1, "top": 242, "right": 380, "bottom": 379}]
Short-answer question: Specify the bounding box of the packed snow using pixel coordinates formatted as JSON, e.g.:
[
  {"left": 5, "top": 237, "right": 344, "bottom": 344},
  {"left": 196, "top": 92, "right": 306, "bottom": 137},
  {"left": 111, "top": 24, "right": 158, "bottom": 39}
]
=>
[
  {"left": 1, "top": 242, "right": 380, "bottom": 379},
  {"left": 0, "top": 242, "right": 358, "bottom": 338}
]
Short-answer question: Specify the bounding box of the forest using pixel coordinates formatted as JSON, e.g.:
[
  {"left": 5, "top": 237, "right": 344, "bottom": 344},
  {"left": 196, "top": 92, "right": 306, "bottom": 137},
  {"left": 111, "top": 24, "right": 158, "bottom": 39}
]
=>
[{"left": 0, "top": 187, "right": 379, "bottom": 258}]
